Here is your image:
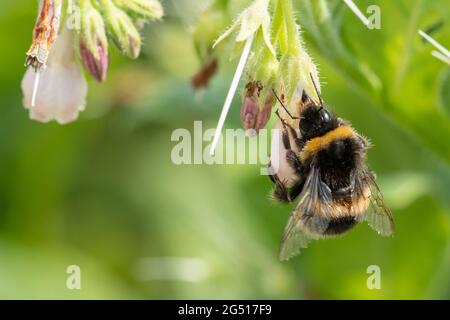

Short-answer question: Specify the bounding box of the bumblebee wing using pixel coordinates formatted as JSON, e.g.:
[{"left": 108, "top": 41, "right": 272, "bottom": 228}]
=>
[
  {"left": 355, "top": 169, "right": 395, "bottom": 237},
  {"left": 279, "top": 164, "right": 333, "bottom": 261}
]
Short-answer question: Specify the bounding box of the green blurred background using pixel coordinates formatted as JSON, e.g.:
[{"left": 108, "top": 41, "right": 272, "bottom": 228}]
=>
[{"left": 0, "top": 0, "right": 449, "bottom": 299}]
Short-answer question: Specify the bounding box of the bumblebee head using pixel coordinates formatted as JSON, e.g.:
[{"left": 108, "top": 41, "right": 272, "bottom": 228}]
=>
[{"left": 299, "top": 104, "right": 338, "bottom": 140}]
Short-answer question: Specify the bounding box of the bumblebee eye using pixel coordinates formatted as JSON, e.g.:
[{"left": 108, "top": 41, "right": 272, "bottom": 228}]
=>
[
  {"left": 300, "top": 119, "right": 312, "bottom": 133},
  {"left": 319, "top": 108, "right": 331, "bottom": 124}
]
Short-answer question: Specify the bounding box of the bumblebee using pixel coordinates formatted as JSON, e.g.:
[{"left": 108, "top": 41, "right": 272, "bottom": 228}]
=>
[{"left": 269, "top": 77, "right": 394, "bottom": 261}]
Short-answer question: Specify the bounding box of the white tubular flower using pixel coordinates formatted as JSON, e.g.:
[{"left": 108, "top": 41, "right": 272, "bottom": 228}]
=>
[
  {"left": 213, "top": 0, "right": 275, "bottom": 56},
  {"left": 21, "top": 27, "right": 88, "bottom": 125}
]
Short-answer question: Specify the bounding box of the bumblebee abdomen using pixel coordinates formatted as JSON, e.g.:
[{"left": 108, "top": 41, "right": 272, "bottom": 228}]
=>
[
  {"left": 303, "top": 214, "right": 358, "bottom": 236},
  {"left": 324, "top": 216, "right": 358, "bottom": 235},
  {"left": 301, "top": 188, "right": 371, "bottom": 236}
]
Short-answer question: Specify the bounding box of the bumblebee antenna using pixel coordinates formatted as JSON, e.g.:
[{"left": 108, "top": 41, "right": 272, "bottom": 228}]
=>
[
  {"left": 271, "top": 88, "right": 300, "bottom": 120},
  {"left": 309, "top": 73, "right": 323, "bottom": 106}
]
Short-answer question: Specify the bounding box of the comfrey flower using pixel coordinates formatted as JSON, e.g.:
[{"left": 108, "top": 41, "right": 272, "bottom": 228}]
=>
[
  {"left": 240, "top": 35, "right": 279, "bottom": 132},
  {"left": 208, "top": 0, "right": 326, "bottom": 155},
  {"left": 113, "top": 0, "right": 164, "bottom": 20},
  {"left": 208, "top": 0, "right": 323, "bottom": 155},
  {"left": 22, "top": 0, "right": 164, "bottom": 124},
  {"left": 277, "top": 49, "right": 321, "bottom": 114},
  {"left": 210, "top": 0, "right": 277, "bottom": 154},
  {"left": 191, "top": 0, "right": 230, "bottom": 89},
  {"left": 191, "top": 59, "right": 219, "bottom": 90},
  {"left": 100, "top": 0, "right": 143, "bottom": 59},
  {"left": 274, "top": 0, "right": 321, "bottom": 112},
  {"left": 22, "top": 27, "right": 88, "bottom": 124},
  {"left": 79, "top": 0, "right": 109, "bottom": 82},
  {"left": 240, "top": 81, "right": 274, "bottom": 134}
]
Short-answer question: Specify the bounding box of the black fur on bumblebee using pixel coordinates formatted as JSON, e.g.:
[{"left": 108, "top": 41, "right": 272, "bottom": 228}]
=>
[{"left": 269, "top": 76, "right": 394, "bottom": 261}]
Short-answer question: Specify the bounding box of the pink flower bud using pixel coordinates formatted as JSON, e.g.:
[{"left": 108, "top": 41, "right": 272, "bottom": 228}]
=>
[
  {"left": 191, "top": 58, "right": 218, "bottom": 90},
  {"left": 240, "top": 82, "right": 274, "bottom": 133},
  {"left": 79, "top": 0, "right": 109, "bottom": 82},
  {"left": 128, "top": 34, "right": 141, "bottom": 59},
  {"left": 80, "top": 41, "right": 109, "bottom": 82}
]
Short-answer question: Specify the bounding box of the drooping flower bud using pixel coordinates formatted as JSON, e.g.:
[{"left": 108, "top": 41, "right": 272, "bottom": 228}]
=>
[
  {"left": 240, "top": 35, "right": 278, "bottom": 132},
  {"left": 240, "top": 81, "right": 274, "bottom": 133},
  {"left": 190, "top": 0, "right": 229, "bottom": 90},
  {"left": 79, "top": 0, "right": 109, "bottom": 82},
  {"left": 112, "top": 0, "right": 164, "bottom": 20},
  {"left": 100, "top": 0, "right": 142, "bottom": 59},
  {"left": 274, "top": 0, "right": 321, "bottom": 112},
  {"left": 191, "top": 58, "right": 218, "bottom": 89},
  {"left": 278, "top": 53, "right": 320, "bottom": 109},
  {"left": 80, "top": 41, "right": 109, "bottom": 82}
]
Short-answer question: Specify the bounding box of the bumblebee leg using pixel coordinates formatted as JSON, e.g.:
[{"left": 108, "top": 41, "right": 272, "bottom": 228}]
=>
[
  {"left": 271, "top": 178, "right": 304, "bottom": 203},
  {"left": 286, "top": 151, "right": 304, "bottom": 175},
  {"left": 284, "top": 121, "right": 305, "bottom": 150},
  {"left": 269, "top": 166, "right": 304, "bottom": 203},
  {"left": 275, "top": 111, "right": 303, "bottom": 174},
  {"left": 289, "top": 181, "right": 305, "bottom": 201},
  {"left": 270, "top": 173, "right": 291, "bottom": 203}
]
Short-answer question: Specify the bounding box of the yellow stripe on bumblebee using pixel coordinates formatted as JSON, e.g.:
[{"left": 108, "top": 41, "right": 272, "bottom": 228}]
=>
[{"left": 300, "top": 126, "right": 355, "bottom": 161}]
